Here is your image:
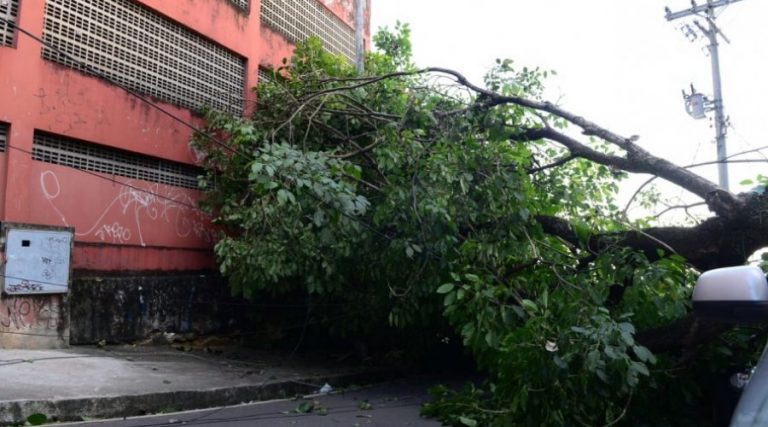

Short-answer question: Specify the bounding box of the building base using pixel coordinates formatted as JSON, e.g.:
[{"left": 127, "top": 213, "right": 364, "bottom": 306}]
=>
[{"left": 69, "top": 272, "right": 243, "bottom": 345}]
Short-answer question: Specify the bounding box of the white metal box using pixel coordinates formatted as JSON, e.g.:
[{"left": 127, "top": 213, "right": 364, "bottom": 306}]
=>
[{"left": 3, "top": 226, "right": 73, "bottom": 295}]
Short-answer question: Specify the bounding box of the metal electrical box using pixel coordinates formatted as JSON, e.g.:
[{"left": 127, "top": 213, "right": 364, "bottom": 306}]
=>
[{"left": 3, "top": 225, "right": 73, "bottom": 295}]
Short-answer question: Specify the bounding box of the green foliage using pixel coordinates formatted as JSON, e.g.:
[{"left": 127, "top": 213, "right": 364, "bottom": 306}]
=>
[
  {"left": 26, "top": 414, "right": 48, "bottom": 426},
  {"left": 193, "top": 28, "right": 724, "bottom": 426},
  {"left": 372, "top": 21, "right": 413, "bottom": 70}
]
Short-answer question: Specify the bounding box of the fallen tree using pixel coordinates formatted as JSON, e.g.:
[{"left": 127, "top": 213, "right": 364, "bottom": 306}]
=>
[{"left": 193, "top": 27, "right": 768, "bottom": 426}]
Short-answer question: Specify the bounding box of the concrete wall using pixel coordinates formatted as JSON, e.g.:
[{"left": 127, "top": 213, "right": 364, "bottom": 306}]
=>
[{"left": 69, "top": 273, "right": 243, "bottom": 345}]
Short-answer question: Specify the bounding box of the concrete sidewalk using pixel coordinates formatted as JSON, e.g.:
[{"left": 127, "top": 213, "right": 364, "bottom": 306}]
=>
[{"left": 0, "top": 344, "right": 391, "bottom": 424}]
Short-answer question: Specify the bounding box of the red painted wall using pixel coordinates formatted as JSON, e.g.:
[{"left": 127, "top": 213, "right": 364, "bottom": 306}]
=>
[{"left": 0, "top": 0, "right": 370, "bottom": 272}]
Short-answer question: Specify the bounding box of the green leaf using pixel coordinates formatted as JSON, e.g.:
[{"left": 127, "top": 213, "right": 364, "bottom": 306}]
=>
[
  {"left": 277, "top": 189, "right": 295, "bottom": 205},
  {"left": 437, "top": 283, "right": 455, "bottom": 294},
  {"left": 444, "top": 290, "right": 456, "bottom": 306},
  {"left": 620, "top": 330, "right": 635, "bottom": 346},
  {"left": 485, "top": 330, "right": 498, "bottom": 348},
  {"left": 459, "top": 416, "right": 478, "bottom": 426},
  {"left": 295, "top": 401, "right": 315, "bottom": 413},
  {"left": 604, "top": 346, "right": 619, "bottom": 360},
  {"left": 631, "top": 361, "right": 650, "bottom": 377},
  {"left": 618, "top": 322, "right": 635, "bottom": 334},
  {"left": 570, "top": 326, "right": 588, "bottom": 335},
  {"left": 464, "top": 273, "right": 481, "bottom": 283},
  {"left": 572, "top": 220, "right": 591, "bottom": 243},
  {"left": 633, "top": 345, "right": 657, "bottom": 364},
  {"left": 511, "top": 305, "right": 526, "bottom": 319},
  {"left": 521, "top": 299, "right": 537, "bottom": 312},
  {"left": 27, "top": 414, "right": 48, "bottom": 426}
]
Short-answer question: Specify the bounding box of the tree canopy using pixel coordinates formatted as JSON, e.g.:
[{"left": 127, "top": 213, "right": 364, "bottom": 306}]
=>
[{"left": 193, "top": 25, "right": 768, "bottom": 426}]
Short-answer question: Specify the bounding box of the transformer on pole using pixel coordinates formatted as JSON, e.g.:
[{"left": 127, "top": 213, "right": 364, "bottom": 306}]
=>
[{"left": 665, "top": 0, "right": 743, "bottom": 191}]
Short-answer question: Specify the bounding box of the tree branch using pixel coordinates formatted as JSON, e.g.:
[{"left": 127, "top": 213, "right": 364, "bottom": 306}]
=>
[
  {"left": 518, "top": 127, "right": 746, "bottom": 218},
  {"left": 538, "top": 192, "right": 768, "bottom": 271},
  {"left": 527, "top": 154, "right": 577, "bottom": 174}
]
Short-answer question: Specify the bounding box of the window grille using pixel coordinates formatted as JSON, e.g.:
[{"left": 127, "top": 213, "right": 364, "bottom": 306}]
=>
[
  {"left": 0, "top": 0, "right": 18, "bottom": 47},
  {"left": 41, "top": 0, "right": 246, "bottom": 114},
  {"left": 260, "top": 0, "right": 356, "bottom": 61},
  {"left": 258, "top": 66, "right": 273, "bottom": 84},
  {"left": 0, "top": 123, "right": 8, "bottom": 152},
  {"left": 33, "top": 131, "right": 200, "bottom": 189},
  {"left": 228, "top": 0, "right": 249, "bottom": 11}
]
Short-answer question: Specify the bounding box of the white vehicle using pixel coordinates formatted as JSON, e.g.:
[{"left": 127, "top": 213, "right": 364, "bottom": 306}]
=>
[{"left": 693, "top": 266, "right": 768, "bottom": 426}]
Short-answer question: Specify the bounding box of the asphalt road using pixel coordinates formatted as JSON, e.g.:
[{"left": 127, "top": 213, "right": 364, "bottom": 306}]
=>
[{"left": 58, "top": 376, "right": 447, "bottom": 426}]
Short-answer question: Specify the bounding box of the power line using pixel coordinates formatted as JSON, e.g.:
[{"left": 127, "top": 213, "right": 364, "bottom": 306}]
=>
[
  {"left": 0, "top": 14, "right": 508, "bottom": 326},
  {"left": 125, "top": 394, "right": 427, "bottom": 427},
  {"left": 5, "top": 145, "right": 203, "bottom": 212},
  {"left": 0, "top": 17, "right": 225, "bottom": 214},
  {"left": 0, "top": 16, "right": 252, "bottom": 161},
  {"left": 727, "top": 122, "right": 768, "bottom": 161},
  {"left": 0, "top": 16, "right": 396, "bottom": 245}
]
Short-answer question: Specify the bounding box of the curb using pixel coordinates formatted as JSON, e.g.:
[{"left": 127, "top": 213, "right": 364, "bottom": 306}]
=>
[{"left": 0, "top": 369, "right": 399, "bottom": 424}]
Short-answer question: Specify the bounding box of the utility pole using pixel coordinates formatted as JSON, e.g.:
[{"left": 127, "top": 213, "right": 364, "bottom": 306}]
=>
[
  {"left": 354, "top": 0, "right": 365, "bottom": 74},
  {"left": 665, "top": 0, "right": 743, "bottom": 191}
]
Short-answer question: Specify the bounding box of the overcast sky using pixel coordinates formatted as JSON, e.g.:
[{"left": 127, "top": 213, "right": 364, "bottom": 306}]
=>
[{"left": 371, "top": 0, "right": 768, "bottom": 213}]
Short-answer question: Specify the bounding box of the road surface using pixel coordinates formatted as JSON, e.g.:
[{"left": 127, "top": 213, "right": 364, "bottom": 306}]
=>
[{"left": 59, "top": 376, "right": 448, "bottom": 426}]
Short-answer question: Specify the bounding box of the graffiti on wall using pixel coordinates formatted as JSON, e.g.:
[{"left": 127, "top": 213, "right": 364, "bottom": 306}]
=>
[
  {"left": 35, "top": 77, "right": 112, "bottom": 133},
  {"left": 39, "top": 170, "right": 215, "bottom": 247},
  {"left": 0, "top": 296, "right": 62, "bottom": 331}
]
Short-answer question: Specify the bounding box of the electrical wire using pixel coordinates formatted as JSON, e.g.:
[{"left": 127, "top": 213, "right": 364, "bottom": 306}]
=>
[
  {"left": 0, "top": 14, "right": 496, "bottom": 350},
  {"left": 0, "top": 15, "right": 397, "bottom": 245},
  {"left": 0, "top": 16, "right": 253, "bottom": 216},
  {"left": 0, "top": 16, "right": 252, "bottom": 161},
  {"left": 126, "top": 399, "right": 427, "bottom": 427},
  {"left": 101, "top": 384, "right": 427, "bottom": 427},
  {"left": 5, "top": 145, "right": 203, "bottom": 212},
  {"left": 0, "top": 17, "right": 449, "bottom": 423},
  {"left": 728, "top": 122, "right": 768, "bottom": 161}
]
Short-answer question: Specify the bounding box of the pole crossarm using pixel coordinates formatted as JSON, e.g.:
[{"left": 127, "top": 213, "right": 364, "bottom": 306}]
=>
[{"left": 665, "top": 0, "right": 743, "bottom": 21}]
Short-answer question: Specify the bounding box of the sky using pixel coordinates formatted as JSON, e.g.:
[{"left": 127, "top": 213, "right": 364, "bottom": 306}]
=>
[{"left": 370, "top": 0, "right": 768, "bottom": 216}]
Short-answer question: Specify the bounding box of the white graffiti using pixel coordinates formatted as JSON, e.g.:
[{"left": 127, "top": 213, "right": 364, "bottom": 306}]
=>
[
  {"left": 94, "top": 222, "right": 132, "bottom": 243},
  {"left": 39, "top": 170, "right": 215, "bottom": 246}
]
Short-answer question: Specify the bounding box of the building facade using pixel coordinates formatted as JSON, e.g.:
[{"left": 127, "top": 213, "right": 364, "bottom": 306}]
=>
[{"left": 0, "top": 0, "right": 370, "bottom": 347}]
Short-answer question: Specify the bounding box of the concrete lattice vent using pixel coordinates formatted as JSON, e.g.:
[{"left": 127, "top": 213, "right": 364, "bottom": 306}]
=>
[
  {"left": 0, "top": 122, "right": 7, "bottom": 152},
  {"left": 260, "top": 0, "right": 356, "bottom": 61},
  {"left": 0, "top": 0, "right": 18, "bottom": 47},
  {"left": 33, "top": 131, "right": 201, "bottom": 189},
  {"left": 229, "top": 0, "right": 249, "bottom": 12},
  {"left": 41, "top": 0, "right": 246, "bottom": 114}
]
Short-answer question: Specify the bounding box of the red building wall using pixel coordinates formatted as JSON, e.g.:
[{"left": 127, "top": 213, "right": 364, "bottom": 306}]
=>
[{"left": 0, "top": 0, "right": 370, "bottom": 272}]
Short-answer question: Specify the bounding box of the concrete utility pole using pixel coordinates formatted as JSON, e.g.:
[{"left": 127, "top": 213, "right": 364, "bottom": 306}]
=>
[
  {"left": 354, "top": 0, "right": 365, "bottom": 74},
  {"left": 665, "top": 0, "right": 743, "bottom": 191}
]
